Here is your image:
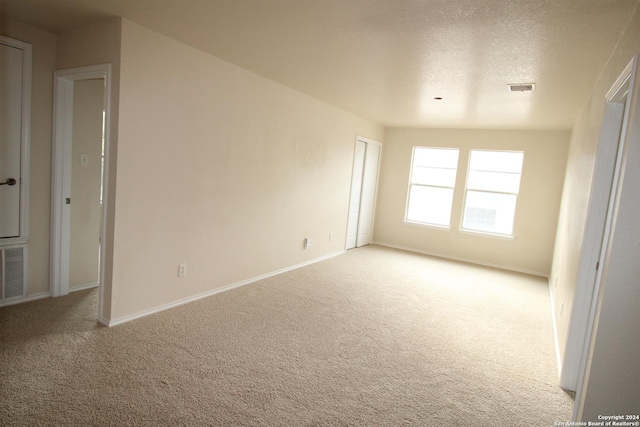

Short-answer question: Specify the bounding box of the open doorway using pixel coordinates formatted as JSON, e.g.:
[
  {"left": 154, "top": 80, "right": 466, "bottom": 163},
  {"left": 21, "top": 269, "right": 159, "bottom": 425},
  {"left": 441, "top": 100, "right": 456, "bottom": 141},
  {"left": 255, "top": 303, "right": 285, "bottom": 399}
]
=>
[
  {"left": 51, "top": 64, "right": 111, "bottom": 322},
  {"left": 561, "top": 56, "right": 637, "bottom": 406},
  {"left": 68, "top": 79, "right": 104, "bottom": 292}
]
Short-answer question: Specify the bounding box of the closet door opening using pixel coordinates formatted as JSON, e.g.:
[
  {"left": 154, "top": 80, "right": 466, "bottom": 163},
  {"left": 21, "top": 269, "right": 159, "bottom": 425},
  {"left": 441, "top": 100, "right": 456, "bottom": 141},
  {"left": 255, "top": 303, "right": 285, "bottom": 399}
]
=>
[{"left": 346, "top": 137, "right": 382, "bottom": 250}]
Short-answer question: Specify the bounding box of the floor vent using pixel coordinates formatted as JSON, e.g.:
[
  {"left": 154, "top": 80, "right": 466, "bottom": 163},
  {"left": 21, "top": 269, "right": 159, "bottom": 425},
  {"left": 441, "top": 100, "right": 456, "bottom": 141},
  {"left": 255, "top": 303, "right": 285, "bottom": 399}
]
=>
[{"left": 2, "top": 246, "right": 26, "bottom": 300}]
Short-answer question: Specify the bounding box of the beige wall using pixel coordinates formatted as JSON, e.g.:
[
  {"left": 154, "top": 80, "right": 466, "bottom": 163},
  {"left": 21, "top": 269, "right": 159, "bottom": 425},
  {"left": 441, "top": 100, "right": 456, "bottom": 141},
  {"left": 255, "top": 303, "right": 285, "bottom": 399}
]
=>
[
  {"left": 373, "top": 128, "right": 569, "bottom": 276},
  {"left": 69, "top": 79, "right": 104, "bottom": 290},
  {"left": 109, "top": 20, "right": 383, "bottom": 321},
  {"left": 550, "top": 5, "right": 640, "bottom": 421},
  {"left": 0, "top": 20, "right": 56, "bottom": 297}
]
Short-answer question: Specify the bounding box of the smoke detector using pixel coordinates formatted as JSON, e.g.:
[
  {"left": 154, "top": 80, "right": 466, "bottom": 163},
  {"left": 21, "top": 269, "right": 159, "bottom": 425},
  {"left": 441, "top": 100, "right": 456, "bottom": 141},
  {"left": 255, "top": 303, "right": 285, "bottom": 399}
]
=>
[{"left": 508, "top": 83, "right": 536, "bottom": 92}]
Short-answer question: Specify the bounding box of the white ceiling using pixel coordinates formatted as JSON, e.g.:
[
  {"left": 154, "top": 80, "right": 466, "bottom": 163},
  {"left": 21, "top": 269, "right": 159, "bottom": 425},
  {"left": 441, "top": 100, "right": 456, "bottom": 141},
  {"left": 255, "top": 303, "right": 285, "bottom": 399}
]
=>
[{"left": 1, "top": 0, "right": 638, "bottom": 129}]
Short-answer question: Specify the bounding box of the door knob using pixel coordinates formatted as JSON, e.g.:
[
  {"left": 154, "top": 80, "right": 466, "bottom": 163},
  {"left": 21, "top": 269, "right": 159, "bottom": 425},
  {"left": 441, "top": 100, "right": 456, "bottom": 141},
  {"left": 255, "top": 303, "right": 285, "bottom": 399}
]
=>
[{"left": 0, "top": 178, "right": 17, "bottom": 186}]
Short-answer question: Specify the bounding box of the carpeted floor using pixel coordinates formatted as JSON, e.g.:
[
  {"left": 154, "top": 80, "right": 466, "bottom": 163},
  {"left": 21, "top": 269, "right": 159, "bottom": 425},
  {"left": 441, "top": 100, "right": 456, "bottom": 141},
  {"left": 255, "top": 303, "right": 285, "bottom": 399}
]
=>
[{"left": 0, "top": 245, "right": 574, "bottom": 426}]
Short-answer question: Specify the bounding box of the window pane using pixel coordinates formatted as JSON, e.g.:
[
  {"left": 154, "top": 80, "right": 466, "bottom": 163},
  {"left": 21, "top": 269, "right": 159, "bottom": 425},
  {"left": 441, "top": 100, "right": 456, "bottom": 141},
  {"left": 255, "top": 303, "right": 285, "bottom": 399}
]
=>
[
  {"left": 413, "top": 148, "right": 459, "bottom": 169},
  {"left": 407, "top": 185, "right": 454, "bottom": 226},
  {"left": 405, "top": 147, "right": 459, "bottom": 227},
  {"left": 467, "top": 170, "right": 521, "bottom": 193},
  {"left": 467, "top": 150, "right": 523, "bottom": 193},
  {"left": 462, "top": 190, "right": 517, "bottom": 235},
  {"left": 469, "top": 151, "right": 523, "bottom": 174},
  {"left": 411, "top": 166, "right": 457, "bottom": 187}
]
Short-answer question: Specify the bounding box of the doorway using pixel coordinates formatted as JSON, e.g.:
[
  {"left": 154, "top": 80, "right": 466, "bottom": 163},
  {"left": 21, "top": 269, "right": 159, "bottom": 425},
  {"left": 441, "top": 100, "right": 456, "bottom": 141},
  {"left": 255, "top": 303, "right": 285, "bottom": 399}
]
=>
[
  {"left": 69, "top": 79, "right": 104, "bottom": 292},
  {"left": 51, "top": 64, "right": 111, "bottom": 322},
  {"left": 346, "top": 136, "right": 382, "bottom": 249},
  {"left": 564, "top": 56, "right": 637, "bottom": 402},
  {"left": 565, "top": 56, "right": 638, "bottom": 419}
]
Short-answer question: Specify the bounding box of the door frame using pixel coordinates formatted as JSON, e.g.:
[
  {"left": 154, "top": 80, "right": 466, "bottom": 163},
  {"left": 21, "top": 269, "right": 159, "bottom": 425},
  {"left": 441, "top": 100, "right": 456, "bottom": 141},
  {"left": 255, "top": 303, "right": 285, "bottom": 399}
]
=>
[
  {"left": 0, "top": 36, "right": 32, "bottom": 245},
  {"left": 572, "top": 56, "right": 637, "bottom": 417},
  {"left": 345, "top": 135, "right": 382, "bottom": 249},
  {"left": 345, "top": 138, "right": 366, "bottom": 250},
  {"left": 50, "top": 64, "right": 111, "bottom": 322},
  {"left": 562, "top": 56, "right": 637, "bottom": 394}
]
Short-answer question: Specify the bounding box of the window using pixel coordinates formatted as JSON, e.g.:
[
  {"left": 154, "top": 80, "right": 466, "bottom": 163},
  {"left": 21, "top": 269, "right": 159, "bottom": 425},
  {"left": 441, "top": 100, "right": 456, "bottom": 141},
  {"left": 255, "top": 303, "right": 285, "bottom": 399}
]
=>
[
  {"left": 405, "top": 147, "right": 459, "bottom": 227},
  {"left": 462, "top": 150, "right": 524, "bottom": 236}
]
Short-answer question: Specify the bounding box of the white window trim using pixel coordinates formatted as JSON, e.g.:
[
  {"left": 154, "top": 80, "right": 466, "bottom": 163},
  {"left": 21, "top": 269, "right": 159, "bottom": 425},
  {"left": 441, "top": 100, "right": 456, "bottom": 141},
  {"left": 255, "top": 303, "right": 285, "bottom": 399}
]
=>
[
  {"left": 402, "top": 219, "right": 451, "bottom": 231},
  {"left": 404, "top": 146, "right": 459, "bottom": 228},
  {"left": 459, "top": 149, "right": 523, "bottom": 237}
]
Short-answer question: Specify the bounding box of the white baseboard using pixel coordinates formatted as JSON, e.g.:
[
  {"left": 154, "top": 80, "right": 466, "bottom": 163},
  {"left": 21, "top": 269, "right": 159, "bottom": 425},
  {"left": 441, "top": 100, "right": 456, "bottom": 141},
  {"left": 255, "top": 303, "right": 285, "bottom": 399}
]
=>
[
  {"left": 547, "top": 278, "right": 564, "bottom": 380},
  {"left": 0, "top": 292, "right": 51, "bottom": 308},
  {"left": 105, "top": 250, "right": 346, "bottom": 327},
  {"left": 69, "top": 282, "right": 99, "bottom": 292},
  {"left": 372, "top": 241, "right": 548, "bottom": 278}
]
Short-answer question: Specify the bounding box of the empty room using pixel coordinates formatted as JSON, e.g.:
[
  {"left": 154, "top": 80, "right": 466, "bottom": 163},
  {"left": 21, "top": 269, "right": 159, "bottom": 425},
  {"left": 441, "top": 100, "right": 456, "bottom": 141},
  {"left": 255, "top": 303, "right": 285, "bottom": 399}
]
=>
[{"left": 0, "top": 0, "right": 638, "bottom": 425}]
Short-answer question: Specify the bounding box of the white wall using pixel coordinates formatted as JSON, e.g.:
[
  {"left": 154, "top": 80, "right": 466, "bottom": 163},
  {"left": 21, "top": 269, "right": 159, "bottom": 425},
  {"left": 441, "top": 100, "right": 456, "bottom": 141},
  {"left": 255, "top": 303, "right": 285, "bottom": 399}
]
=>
[
  {"left": 373, "top": 128, "right": 569, "bottom": 276},
  {"left": 108, "top": 20, "right": 383, "bottom": 322}
]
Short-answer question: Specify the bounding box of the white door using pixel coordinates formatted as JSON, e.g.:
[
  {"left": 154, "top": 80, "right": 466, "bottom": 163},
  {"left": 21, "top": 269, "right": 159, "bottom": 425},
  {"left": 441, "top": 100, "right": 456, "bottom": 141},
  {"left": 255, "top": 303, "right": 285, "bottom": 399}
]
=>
[
  {"left": 345, "top": 139, "right": 366, "bottom": 249},
  {"left": 0, "top": 43, "right": 23, "bottom": 238},
  {"left": 356, "top": 143, "right": 380, "bottom": 247},
  {"left": 346, "top": 137, "right": 382, "bottom": 249}
]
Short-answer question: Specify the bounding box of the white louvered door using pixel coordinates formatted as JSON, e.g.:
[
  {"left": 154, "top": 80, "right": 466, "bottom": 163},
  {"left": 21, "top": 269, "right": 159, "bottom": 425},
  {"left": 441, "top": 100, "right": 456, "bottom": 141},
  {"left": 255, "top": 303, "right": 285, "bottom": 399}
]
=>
[{"left": 0, "top": 42, "right": 23, "bottom": 238}]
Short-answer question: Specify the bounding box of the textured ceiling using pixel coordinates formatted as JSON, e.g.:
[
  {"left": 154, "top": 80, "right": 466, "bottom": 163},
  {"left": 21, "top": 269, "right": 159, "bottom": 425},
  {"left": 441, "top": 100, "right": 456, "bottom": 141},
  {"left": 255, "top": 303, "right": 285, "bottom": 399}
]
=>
[{"left": 1, "top": 0, "right": 638, "bottom": 129}]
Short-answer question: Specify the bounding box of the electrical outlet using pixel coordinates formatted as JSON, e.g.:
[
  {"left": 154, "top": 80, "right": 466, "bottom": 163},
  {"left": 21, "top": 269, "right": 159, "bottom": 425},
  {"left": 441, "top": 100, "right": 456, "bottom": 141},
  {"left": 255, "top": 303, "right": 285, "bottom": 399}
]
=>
[
  {"left": 329, "top": 233, "right": 333, "bottom": 241},
  {"left": 304, "top": 238, "right": 314, "bottom": 249},
  {"left": 178, "top": 263, "right": 187, "bottom": 277},
  {"left": 458, "top": 239, "right": 464, "bottom": 246}
]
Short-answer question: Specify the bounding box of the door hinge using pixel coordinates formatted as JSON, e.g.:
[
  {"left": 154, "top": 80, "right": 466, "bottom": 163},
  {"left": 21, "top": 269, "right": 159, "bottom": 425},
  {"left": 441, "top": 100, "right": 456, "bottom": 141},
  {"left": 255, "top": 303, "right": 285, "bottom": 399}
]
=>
[
  {"left": 65, "top": 198, "right": 71, "bottom": 204},
  {"left": 596, "top": 261, "right": 600, "bottom": 271}
]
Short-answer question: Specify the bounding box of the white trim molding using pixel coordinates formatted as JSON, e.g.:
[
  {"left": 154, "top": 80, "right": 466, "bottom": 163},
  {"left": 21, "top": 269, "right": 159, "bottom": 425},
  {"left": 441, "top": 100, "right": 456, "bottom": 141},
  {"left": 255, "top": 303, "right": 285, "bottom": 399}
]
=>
[
  {"left": 69, "top": 282, "right": 100, "bottom": 293},
  {"left": 104, "top": 250, "right": 346, "bottom": 327},
  {"left": 355, "top": 135, "right": 383, "bottom": 147},
  {"left": 548, "top": 279, "right": 564, "bottom": 377},
  {"left": 0, "top": 292, "right": 50, "bottom": 308}
]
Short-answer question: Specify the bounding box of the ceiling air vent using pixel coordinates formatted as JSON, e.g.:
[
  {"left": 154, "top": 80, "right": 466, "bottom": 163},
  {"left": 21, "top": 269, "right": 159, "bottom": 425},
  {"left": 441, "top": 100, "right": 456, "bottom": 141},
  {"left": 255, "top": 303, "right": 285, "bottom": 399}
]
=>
[{"left": 508, "top": 83, "right": 536, "bottom": 92}]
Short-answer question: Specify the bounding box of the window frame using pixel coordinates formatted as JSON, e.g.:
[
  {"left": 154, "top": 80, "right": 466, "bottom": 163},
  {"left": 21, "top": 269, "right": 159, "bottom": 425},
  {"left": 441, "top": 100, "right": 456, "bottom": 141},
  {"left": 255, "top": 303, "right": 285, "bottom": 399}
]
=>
[
  {"left": 404, "top": 146, "right": 460, "bottom": 229},
  {"left": 460, "top": 149, "right": 524, "bottom": 237}
]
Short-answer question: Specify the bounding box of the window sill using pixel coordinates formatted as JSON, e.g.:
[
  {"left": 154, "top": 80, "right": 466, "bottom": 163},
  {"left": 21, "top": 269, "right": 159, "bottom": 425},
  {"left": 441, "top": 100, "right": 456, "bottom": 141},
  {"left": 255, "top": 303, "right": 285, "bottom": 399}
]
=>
[
  {"left": 459, "top": 229, "right": 515, "bottom": 241},
  {"left": 403, "top": 220, "right": 450, "bottom": 231}
]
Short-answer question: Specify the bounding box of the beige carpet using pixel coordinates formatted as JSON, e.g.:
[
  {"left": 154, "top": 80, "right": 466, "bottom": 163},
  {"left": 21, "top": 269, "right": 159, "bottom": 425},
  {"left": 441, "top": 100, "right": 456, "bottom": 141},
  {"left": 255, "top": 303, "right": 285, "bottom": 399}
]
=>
[{"left": 0, "top": 245, "right": 573, "bottom": 426}]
